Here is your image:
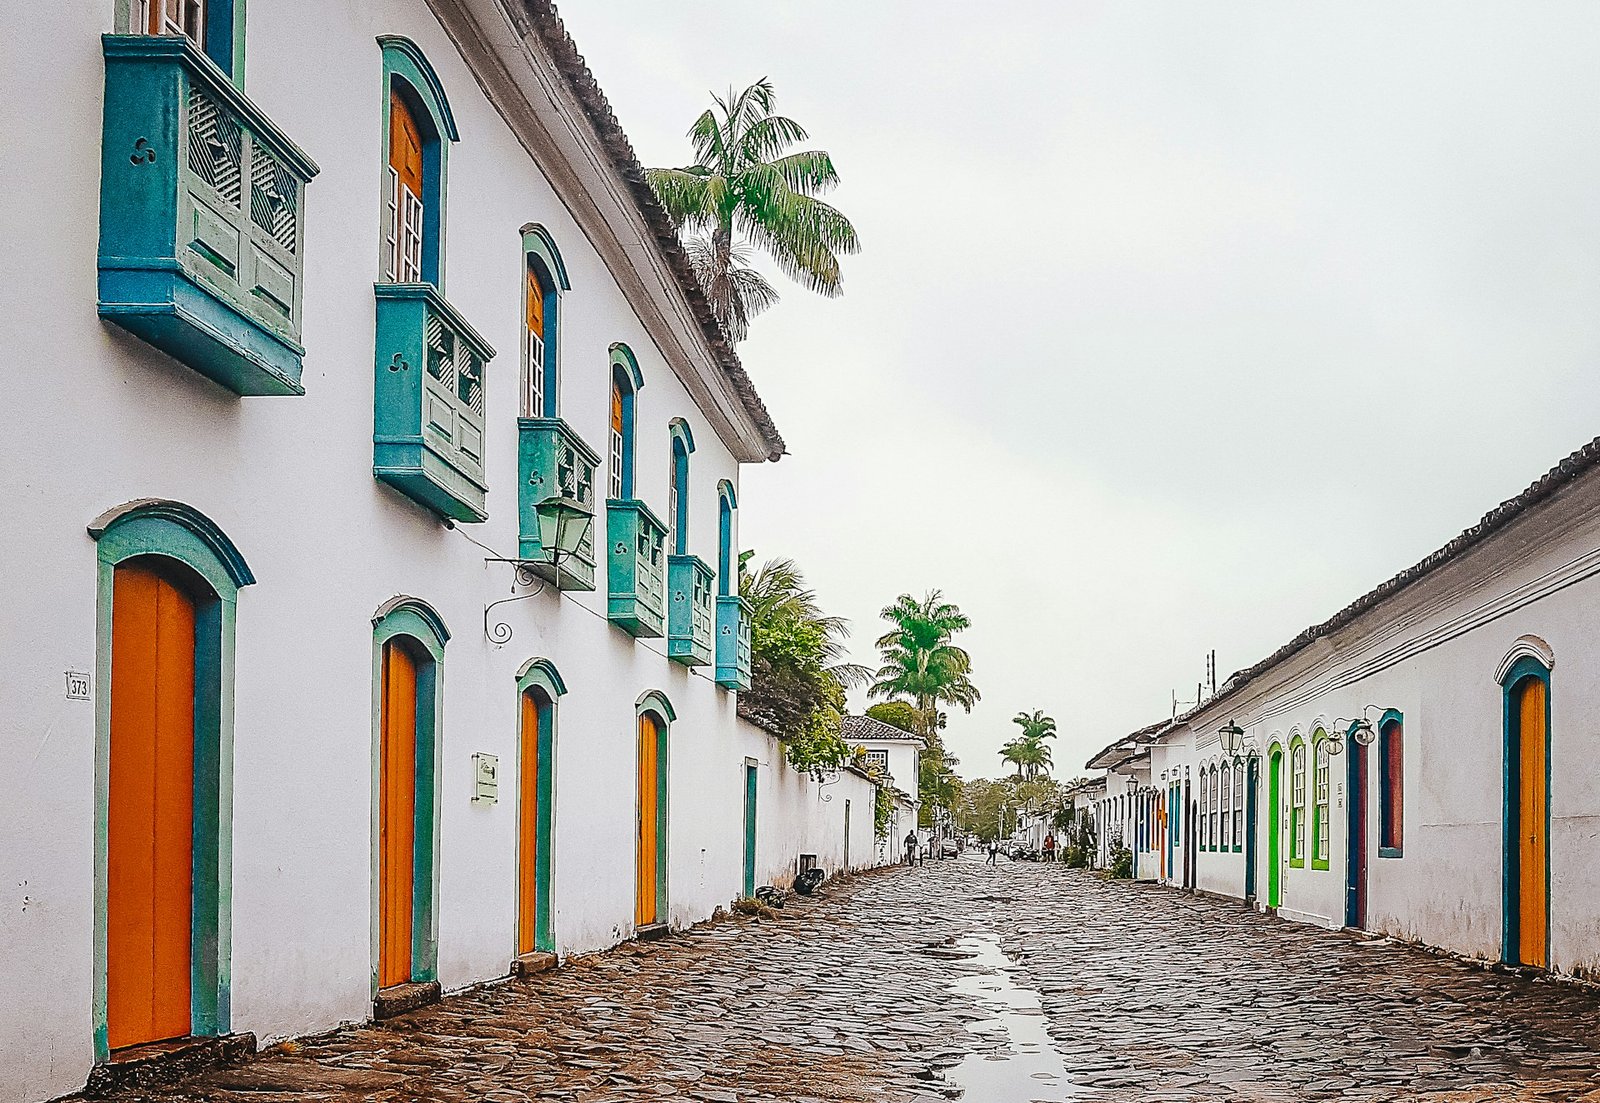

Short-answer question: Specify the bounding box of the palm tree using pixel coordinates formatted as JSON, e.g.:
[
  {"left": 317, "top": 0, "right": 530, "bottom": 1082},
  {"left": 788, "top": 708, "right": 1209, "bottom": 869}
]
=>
[
  {"left": 736, "top": 556, "right": 869, "bottom": 776},
  {"left": 870, "top": 591, "right": 979, "bottom": 738},
  {"left": 646, "top": 79, "right": 859, "bottom": 341},
  {"left": 1012, "top": 710, "right": 1057, "bottom": 744},
  {"left": 1000, "top": 711, "right": 1057, "bottom": 781}
]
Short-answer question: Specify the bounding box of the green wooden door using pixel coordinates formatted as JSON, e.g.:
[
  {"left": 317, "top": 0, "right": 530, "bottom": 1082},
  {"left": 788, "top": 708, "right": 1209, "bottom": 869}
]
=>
[
  {"left": 742, "top": 764, "right": 757, "bottom": 897},
  {"left": 1267, "top": 750, "right": 1283, "bottom": 908}
]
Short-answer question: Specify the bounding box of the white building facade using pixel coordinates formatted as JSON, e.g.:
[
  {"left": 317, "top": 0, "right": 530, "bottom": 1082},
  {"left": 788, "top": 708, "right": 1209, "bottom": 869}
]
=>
[
  {"left": 1087, "top": 438, "right": 1600, "bottom": 979},
  {"left": 0, "top": 1, "right": 890, "bottom": 1098}
]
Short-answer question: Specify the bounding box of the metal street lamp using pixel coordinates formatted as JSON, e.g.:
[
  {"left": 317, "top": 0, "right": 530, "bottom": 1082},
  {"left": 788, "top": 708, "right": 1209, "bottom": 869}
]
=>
[
  {"left": 535, "top": 494, "right": 593, "bottom": 568},
  {"left": 1218, "top": 721, "right": 1247, "bottom": 758}
]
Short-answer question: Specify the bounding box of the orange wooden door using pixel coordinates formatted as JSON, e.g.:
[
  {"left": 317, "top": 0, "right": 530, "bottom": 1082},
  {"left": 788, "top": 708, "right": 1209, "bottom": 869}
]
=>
[
  {"left": 1518, "top": 677, "right": 1548, "bottom": 967},
  {"left": 635, "top": 715, "right": 658, "bottom": 926},
  {"left": 379, "top": 642, "right": 418, "bottom": 988},
  {"left": 107, "top": 562, "right": 195, "bottom": 1049},
  {"left": 517, "top": 692, "right": 540, "bottom": 955}
]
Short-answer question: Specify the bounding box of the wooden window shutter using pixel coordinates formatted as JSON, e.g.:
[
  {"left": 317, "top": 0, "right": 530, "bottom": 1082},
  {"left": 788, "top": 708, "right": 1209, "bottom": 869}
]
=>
[{"left": 389, "top": 92, "right": 424, "bottom": 198}]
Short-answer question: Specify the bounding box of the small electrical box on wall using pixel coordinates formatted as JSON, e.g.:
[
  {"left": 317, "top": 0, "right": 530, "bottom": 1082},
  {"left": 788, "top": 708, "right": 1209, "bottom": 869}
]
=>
[{"left": 472, "top": 753, "right": 499, "bottom": 804}]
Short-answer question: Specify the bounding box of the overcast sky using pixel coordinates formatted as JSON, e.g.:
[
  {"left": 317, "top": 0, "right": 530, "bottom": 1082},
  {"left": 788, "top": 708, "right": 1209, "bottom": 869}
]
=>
[{"left": 557, "top": 2, "right": 1600, "bottom": 780}]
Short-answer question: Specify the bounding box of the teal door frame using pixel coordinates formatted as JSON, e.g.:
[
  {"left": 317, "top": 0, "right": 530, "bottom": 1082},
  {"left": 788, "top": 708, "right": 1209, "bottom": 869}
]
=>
[{"left": 742, "top": 762, "right": 757, "bottom": 897}]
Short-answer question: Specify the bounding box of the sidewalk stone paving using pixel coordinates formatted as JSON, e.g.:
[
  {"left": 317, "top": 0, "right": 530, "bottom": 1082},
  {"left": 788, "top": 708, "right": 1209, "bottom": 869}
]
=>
[{"left": 85, "top": 859, "right": 1600, "bottom": 1102}]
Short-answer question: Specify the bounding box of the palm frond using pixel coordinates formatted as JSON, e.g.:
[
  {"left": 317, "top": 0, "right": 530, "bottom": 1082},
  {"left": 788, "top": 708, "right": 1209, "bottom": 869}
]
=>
[{"left": 645, "top": 167, "right": 717, "bottom": 232}]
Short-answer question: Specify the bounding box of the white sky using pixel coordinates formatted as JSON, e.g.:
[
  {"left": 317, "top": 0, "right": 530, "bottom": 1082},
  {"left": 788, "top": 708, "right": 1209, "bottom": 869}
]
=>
[{"left": 555, "top": 2, "right": 1600, "bottom": 780}]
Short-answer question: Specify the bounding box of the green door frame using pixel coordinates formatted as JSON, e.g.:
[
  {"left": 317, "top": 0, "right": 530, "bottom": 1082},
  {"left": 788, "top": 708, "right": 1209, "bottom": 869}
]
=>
[
  {"left": 1267, "top": 748, "right": 1283, "bottom": 909},
  {"left": 742, "top": 762, "right": 758, "bottom": 897}
]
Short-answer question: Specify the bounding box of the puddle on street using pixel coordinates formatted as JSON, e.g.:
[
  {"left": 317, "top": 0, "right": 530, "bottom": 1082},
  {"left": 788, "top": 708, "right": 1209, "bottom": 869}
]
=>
[{"left": 941, "top": 934, "right": 1092, "bottom": 1100}]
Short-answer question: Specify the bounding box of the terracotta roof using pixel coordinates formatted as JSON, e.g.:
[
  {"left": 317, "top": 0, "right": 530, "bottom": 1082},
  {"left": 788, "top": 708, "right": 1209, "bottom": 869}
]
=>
[
  {"left": 1084, "top": 718, "right": 1170, "bottom": 770},
  {"left": 520, "top": 1, "right": 784, "bottom": 461},
  {"left": 1120, "top": 433, "right": 1600, "bottom": 754},
  {"left": 843, "top": 715, "right": 925, "bottom": 744}
]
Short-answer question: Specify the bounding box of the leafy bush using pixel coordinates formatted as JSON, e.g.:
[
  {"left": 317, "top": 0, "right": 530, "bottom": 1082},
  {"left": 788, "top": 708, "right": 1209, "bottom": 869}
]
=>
[
  {"left": 874, "top": 786, "right": 894, "bottom": 840},
  {"left": 1108, "top": 843, "right": 1134, "bottom": 879}
]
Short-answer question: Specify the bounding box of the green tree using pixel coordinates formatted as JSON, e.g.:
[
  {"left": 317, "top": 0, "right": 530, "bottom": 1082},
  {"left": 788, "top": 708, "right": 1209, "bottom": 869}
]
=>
[
  {"left": 870, "top": 591, "right": 978, "bottom": 827},
  {"left": 737, "top": 556, "right": 868, "bottom": 778},
  {"left": 870, "top": 591, "right": 979, "bottom": 738},
  {"left": 865, "top": 700, "right": 921, "bottom": 734},
  {"left": 998, "top": 710, "right": 1057, "bottom": 780},
  {"left": 646, "top": 79, "right": 860, "bottom": 341}
]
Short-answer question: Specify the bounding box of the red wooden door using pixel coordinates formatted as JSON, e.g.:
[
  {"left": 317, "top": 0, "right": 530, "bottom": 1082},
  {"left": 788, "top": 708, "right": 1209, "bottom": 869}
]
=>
[
  {"left": 108, "top": 562, "right": 195, "bottom": 1048},
  {"left": 379, "top": 642, "right": 418, "bottom": 988}
]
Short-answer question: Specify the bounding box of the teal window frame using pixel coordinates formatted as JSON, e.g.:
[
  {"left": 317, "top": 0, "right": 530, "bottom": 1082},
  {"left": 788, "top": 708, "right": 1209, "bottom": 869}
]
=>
[
  {"left": 717, "top": 481, "right": 736, "bottom": 595},
  {"left": 515, "top": 658, "right": 566, "bottom": 955},
  {"left": 610, "top": 344, "right": 644, "bottom": 499},
  {"left": 668, "top": 419, "right": 694, "bottom": 556},
  {"left": 370, "top": 596, "right": 449, "bottom": 990},
  {"left": 115, "top": 0, "right": 245, "bottom": 84},
  {"left": 521, "top": 224, "right": 570, "bottom": 417},
  {"left": 379, "top": 37, "right": 456, "bottom": 287},
  {"left": 1378, "top": 711, "right": 1404, "bottom": 858},
  {"left": 87, "top": 499, "right": 255, "bottom": 1063}
]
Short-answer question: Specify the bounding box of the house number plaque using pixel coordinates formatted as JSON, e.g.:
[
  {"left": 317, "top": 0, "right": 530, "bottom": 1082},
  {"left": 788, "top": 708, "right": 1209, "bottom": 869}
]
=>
[{"left": 472, "top": 753, "right": 499, "bottom": 804}]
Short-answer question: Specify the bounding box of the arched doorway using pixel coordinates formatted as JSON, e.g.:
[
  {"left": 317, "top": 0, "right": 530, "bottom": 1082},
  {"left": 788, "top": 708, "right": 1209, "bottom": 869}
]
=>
[
  {"left": 371, "top": 598, "right": 447, "bottom": 994},
  {"left": 515, "top": 659, "right": 564, "bottom": 958},
  {"left": 633, "top": 704, "right": 665, "bottom": 928},
  {"left": 1504, "top": 662, "right": 1551, "bottom": 967},
  {"left": 91, "top": 500, "right": 252, "bottom": 1060}
]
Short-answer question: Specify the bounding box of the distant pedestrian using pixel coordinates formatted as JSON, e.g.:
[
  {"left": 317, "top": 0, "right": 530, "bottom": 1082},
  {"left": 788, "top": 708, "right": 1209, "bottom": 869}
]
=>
[
  {"left": 1043, "top": 833, "right": 1057, "bottom": 863},
  {"left": 904, "top": 830, "right": 918, "bottom": 866},
  {"left": 985, "top": 840, "right": 999, "bottom": 866}
]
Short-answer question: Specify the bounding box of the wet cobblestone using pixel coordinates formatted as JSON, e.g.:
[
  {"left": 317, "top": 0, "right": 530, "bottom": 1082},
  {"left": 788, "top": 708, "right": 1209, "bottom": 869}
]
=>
[{"left": 90, "top": 859, "right": 1600, "bottom": 1101}]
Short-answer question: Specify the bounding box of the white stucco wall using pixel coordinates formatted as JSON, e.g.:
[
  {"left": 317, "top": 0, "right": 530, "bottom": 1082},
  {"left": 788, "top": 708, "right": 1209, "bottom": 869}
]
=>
[
  {"left": 0, "top": 1, "right": 861, "bottom": 1099},
  {"left": 1096, "top": 473, "right": 1600, "bottom": 971}
]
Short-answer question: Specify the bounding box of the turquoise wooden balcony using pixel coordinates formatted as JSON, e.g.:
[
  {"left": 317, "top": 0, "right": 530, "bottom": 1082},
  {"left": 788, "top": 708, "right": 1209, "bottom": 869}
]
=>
[
  {"left": 98, "top": 36, "right": 319, "bottom": 396},
  {"left": 373, "top": 284, "right": 495, "bottom": 522},
  {"left": 716, "top": 595, "right": 752, "bottom": 690},
  {"left": 666, "top": 556, "right": 714, "bottom": 666},
  {"left": 517, "top": 418, "right": 600, "bottom": 590},
  {"left": 606, "top": 500, "right": 667, "bottom": 637}
]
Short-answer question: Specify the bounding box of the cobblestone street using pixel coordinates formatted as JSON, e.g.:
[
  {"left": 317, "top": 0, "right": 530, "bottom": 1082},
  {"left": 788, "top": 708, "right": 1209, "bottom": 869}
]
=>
[{"left": 98, "top": 858, "right": 1600, "bottom": 1103}]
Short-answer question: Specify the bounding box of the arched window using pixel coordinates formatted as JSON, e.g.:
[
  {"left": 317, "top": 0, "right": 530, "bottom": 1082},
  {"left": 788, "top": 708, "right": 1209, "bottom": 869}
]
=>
[
  {"left": 88, "top": 499, "right": 254, "bottom": 1059},
  {"left": 668, "top": 420, "right": 694, "bottom": 556},
  {"left": 380, "top": 38, "right": 456, "bottom": 287},
  {"left": 1211, "top": 766, "right": 1221, "bottom": 851},
  {"left": 1312, "top": 736, "right": 1331, "bottom": 870},
  {"left": 1233, "top": 758, "right": 1245, "bottom": 852},
  {"left": 717, "top": 483, "right": 735, "bottom": 594},
  {"left": 520, "top": 225, "right": 569, "bottom": 418},
  {"left": 1221, "top": 762, "right": 1232, "bottom": 851},
  {"left": 609, "top": 345, "right": 643, "bottom": 501},
  {"left": 1378, "top": 714, "right": 1403, "bottom": 857},
  {"left": 1289, "top": 738, "right": 1307, "bottom": 868},
  {"left": 1200, "top": 773, "right": 1210, "bottom": 851}
]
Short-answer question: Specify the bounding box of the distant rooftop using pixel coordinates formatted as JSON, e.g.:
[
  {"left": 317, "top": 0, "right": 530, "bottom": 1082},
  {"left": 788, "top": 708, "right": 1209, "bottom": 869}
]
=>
[{"left": 843, "top": 715, "right": 925, "bottom": 745}]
